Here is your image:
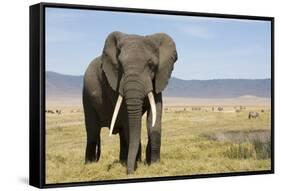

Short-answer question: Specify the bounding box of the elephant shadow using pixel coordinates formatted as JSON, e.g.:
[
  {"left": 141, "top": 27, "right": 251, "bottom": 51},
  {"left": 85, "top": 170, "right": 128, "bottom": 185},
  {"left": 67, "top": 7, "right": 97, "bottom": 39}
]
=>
[{"left": 107, "top": 159, "right": 151, "bottom": 172}]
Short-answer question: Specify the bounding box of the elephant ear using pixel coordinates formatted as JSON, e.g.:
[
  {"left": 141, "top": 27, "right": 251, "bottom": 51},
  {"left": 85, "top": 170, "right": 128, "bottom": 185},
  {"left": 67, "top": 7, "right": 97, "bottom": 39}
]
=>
[
  {"left": 101, "top": 31, "right": 124, "bottom": 91},
  {"left": 147, "top": 33, "right": 178, "bottom": 93}
]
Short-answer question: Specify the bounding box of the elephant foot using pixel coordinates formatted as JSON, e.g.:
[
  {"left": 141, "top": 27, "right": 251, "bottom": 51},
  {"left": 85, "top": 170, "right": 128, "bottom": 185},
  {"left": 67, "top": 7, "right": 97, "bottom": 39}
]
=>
[
  {"left": 119, "top": 150, "right": 128, "bottom": 165},
  {"left": 146, "top": 151, "right": 160, "bottom": 165},
  {"left": 151, "top": 158, "right": 160, "bottom": 163},
  {"left": 85, "top": 159, "right": 97, "bottom": 164},
  {"left": 146, "top": 159, "right": 160, "bottom": 165},
  {"left": 85, "top": 141, "right": 100, "bottom": 163},
  {"left": 151, "top": 151, "right": 160, "bottom": 163},
  {"left": 85, "top": 156, "right": 99, "bottom": 164}
]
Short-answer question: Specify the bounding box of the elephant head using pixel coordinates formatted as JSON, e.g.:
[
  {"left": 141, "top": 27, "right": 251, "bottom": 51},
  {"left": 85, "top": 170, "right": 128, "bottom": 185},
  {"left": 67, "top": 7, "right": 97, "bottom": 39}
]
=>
[{"left": 101, "top": 31, "right": 177, "bottom": 173}]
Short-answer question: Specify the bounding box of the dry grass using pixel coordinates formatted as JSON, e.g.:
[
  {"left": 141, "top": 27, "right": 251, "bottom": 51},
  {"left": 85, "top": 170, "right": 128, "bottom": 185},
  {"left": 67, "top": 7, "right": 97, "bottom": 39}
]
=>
[{"left": 45, "top": 99, "right": 271, "bottom": 184}]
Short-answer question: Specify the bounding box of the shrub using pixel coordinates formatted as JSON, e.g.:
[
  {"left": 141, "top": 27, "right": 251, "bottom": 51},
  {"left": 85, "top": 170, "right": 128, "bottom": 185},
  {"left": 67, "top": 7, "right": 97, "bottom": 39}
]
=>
[
  {"left": 252, "top": 139, "right": 271, "bottom": 159},
  {"left": 224, "top": 139, "right": 271, "bottom": 160},
  {"left": 224, "top": 142, "right": 256, "bottom": 159}
]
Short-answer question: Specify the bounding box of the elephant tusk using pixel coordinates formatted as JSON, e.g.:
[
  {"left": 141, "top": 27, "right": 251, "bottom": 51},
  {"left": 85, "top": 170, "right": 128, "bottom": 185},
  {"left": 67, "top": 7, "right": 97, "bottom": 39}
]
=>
[
  {"left": 148, "top": 92, "right": 157, "bottom": 128},
  {"left": 109, "top": 95, "right": 123, "bottom": 136}
]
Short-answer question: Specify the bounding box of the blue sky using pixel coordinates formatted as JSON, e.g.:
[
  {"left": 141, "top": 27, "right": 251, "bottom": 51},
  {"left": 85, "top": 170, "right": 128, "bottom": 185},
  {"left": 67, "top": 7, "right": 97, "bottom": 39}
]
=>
[{"left": 46, "top": 8, "right": 271, "bottom": 80}]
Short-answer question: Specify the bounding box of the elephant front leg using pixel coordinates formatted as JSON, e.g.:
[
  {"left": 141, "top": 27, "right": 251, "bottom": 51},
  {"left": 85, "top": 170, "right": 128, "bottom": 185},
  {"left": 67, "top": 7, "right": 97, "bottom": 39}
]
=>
[
  {"left": 119, "top": 128, "right": 142, "bottom": 164},
  {"left": 146, "top": 93, "right": 162, "bottom": 164},
  {"left": 119, "top": 130, "right": 128, "bottom": 165}
]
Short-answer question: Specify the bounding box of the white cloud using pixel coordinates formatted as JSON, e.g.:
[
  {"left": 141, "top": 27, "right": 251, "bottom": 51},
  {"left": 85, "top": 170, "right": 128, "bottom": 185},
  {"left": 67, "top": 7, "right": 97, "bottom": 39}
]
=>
[{"left": 179, "top": 25, "right": 215, "bottom": 39}]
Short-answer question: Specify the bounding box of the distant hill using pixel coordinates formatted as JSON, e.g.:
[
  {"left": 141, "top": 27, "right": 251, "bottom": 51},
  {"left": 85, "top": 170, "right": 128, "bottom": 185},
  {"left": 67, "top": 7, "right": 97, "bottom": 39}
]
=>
[
  {"left": 164, "top": 77, "right": 271, "bottom": 98},
  {"left": 46, "top": 71, "right": 83, "bottom": 97},
  {"left": 46, "top": 71, "right": 271, "bottom": 98}
]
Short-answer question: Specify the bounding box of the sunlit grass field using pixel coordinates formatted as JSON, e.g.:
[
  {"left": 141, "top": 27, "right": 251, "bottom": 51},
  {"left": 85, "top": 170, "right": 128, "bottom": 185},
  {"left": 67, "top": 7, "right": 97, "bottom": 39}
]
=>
[{"left": 46, "top": 100, "right": 271, "bottom": 184}]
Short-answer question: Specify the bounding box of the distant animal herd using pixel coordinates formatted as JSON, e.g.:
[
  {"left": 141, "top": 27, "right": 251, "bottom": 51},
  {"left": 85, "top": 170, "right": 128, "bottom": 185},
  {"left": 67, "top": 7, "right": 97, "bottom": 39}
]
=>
[
  {"left": 45, "top": 109, "right": 61, "bottom": 115},
  {"left": 164, "top": 105, "right": 265, "bottom": 119},
  {"left": 45, "top": 109, "right": 83, "bottom": 115},
  {"left": 47, "top": 106, "right": 265, "bottom": 120}
]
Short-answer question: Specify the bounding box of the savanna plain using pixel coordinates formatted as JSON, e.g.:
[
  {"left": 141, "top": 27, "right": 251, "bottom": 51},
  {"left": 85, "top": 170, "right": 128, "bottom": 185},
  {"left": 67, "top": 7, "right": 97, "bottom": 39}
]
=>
[{"left": 46, "top": 96, "right": 271, "bottom": 184}]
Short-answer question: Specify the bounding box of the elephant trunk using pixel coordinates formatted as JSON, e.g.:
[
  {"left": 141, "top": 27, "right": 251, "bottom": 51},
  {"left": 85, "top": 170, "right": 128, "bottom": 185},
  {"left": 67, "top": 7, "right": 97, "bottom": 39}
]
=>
[
  {"left": 108, "top": 74, "right": 157, "bottom": 173},
  {"left": 126, "top": 97, "right": 142, "bottom": 174},
  {"left": 124, "top": 80, "right": 144, "bottom": 174}
]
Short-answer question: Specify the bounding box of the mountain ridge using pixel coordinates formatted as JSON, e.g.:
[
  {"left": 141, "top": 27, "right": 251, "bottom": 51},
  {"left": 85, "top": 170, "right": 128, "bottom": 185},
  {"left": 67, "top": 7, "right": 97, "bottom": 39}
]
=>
[{"left": 46, "top": 71, "right": 271, "bottom": 98}]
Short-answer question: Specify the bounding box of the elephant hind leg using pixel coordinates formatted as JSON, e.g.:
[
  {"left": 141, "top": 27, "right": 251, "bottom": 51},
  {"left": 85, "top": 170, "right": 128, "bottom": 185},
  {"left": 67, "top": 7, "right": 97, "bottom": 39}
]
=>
[
  {"left": 83, "top": 93, "right": 101, "bottom": 163},
  {"left": 85, "top": 138, "right": 100, "bottom": 163},
  {"left": 84, "top": 114, "right": 101, "bottom": 163}
]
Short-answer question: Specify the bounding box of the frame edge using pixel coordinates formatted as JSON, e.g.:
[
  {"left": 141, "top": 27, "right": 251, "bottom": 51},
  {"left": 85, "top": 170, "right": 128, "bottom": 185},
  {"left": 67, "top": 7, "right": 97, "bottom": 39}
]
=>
[
  {"left": 29, "top": 3, "right": 44, "bottom": 188},
  {"left": 30, "top": 2, "right": 275, "bottom": 188}
]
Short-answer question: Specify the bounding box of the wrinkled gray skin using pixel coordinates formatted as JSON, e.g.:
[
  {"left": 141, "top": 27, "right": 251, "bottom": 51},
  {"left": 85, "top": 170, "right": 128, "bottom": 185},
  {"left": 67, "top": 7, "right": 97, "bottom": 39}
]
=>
[{"left": 83, "top": 31, "right": 177, "bottom": 174}]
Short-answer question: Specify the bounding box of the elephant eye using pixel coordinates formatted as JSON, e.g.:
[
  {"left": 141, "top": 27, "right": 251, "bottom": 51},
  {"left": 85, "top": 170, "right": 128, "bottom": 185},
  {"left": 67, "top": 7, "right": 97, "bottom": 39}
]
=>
[{"left": 148, "top": 58, "right": 157, "bottom": 70}]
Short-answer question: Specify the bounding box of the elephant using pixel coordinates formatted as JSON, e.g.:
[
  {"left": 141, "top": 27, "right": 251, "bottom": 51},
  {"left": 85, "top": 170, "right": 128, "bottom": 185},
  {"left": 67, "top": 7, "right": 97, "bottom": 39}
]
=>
[{"left": 82, "top": 31, "right": 177, "bottom": 174}]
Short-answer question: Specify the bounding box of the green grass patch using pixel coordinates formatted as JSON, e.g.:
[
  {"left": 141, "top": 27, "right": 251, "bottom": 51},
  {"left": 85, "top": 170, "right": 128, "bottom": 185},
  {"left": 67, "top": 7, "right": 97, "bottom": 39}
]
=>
[{"left": 45, "top": 105, "right": 271, "bottom": 183}]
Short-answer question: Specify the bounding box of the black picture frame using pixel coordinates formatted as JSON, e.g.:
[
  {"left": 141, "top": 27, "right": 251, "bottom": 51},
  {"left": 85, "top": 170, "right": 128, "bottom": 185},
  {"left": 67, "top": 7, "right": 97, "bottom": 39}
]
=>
[{"left": 29, "top": 2, "right": 274, "bottom": 188}]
